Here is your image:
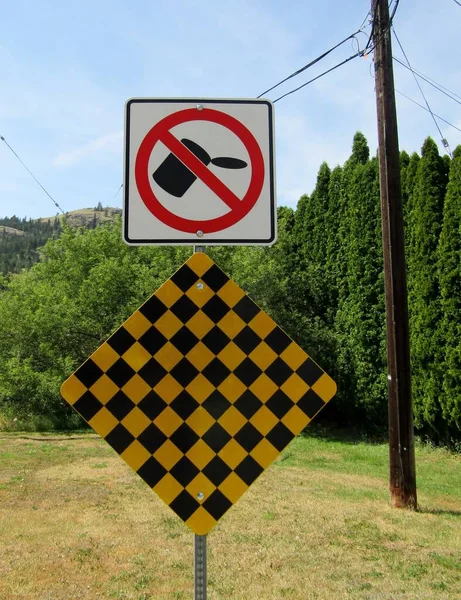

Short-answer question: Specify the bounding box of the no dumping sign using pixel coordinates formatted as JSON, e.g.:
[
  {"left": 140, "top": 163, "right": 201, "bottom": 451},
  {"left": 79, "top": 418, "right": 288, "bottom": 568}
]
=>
[{"left": 123, "top": 98, "right": 276, "bottom": 246}]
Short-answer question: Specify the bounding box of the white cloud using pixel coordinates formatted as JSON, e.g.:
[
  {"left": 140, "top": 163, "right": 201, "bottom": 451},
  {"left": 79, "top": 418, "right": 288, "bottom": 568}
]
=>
[{"left": 52, "top": 131, "right": 123, "bottom": 167}]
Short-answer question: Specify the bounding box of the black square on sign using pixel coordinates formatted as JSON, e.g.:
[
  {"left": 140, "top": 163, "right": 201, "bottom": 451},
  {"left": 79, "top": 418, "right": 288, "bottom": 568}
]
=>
[
  {"left": 137, "top": 423, "right": 167, "bottom": 454},
  {"left": 234, "top": 456, "right": 264, "bottom": 486},
  {"left": 297, "top": 358, "right": 324, "bottom": 386},
  {"left": 170, "top": 358, "right": 199, "bottom": 387},
  {"left": 265, "top": 327, "right": 291, "bottom": 354},
  {"left": 137, "top": 456, "right": 167, "bottom": 488},
  {"left": 170, "top": 296, "right": 199, "bottom": 324},
  {"left": 234, "top": 422, "right": 263, "bottom": 452},
  {"left": 139, "top": 295, "right": 168, "bottom": 324},
  {"left": 201, "top": 265, "right": 229, "bottom": 292},
  {"left": 265, "top": 422, "right": 294, "bottom": 452},
  {"left": 265, "top": 357, "right": 293, "bottom": 387},
  {"left": 234, "top": 358, "right": 262, "bottom": 387},
  {"left": 202, "top": 358, "right": 231, "bottom": 387},
  {"left": 202, "top": 327, "right": 230, "bottom": 355},
  {"left": 138, "top": 327, "right": 167, "bottom": 355},
  {"left": 202, "top": 423, "right": 231, "bottom": 453},
  {"left": 202, "top": 456, "right": 231, "bottom": 486},
  {"left": 170, "top": 490, "right": 200, "bottom": 521},
  {"left": 233, "top": 327, "right": 261, "bottom": 355},
  {"left": 138, "top": 390, "right": 168, "bottom": 421},
  {"left": 170, "top": 327, "right": 199, "bottom": 355},
  {"left": 234, "top": 390, "right": 263, "bottom": 419},
  {"left": 265, "top": 389, "right": 293, "bottom": 419},
  {"left": 202, "top": 390, "right": 231, "bottom": 420},
  {"left": 74, "top": 391, "right": 103, "bottom": 421},
  {"left": 171, "top": 265, "right": 198, "bottom": 293},
  {"left": 203, "top": 490, "right": 232, "bottom": 520},
  {"left": 105, "top": 424, "right": 135, "bottom": 454},
  {"left": 170, "top": 391, "right": 199, "bottom": 420},
  {"left": 232, "top": 296, "right": 260, "bottom": 324},
  {"left": 170, "top": 423, "right": 200, "bottom": 454},
  {"left": 170, "top": 457, "right": 200, "bottom": 487},
  {"left": 201, "top": 295, "right": 229, "bottom": 323},
  {"left": 107, "top": 327, "right": 136, "bottom": 356},
  {"left": 106, "top": 359, "right": 136, "bottom": 388},
  {"left": 75, "top": 359, "right": 103, "bottom": 388},
  {"left": 138, "top": 359, "right": 168, "bottom": 388},
  {"left": 106, "top": 391, "right": 136, "bottom": 421},
  {"left": 297, "top": 389, "right": 325, "bottom": 419}
]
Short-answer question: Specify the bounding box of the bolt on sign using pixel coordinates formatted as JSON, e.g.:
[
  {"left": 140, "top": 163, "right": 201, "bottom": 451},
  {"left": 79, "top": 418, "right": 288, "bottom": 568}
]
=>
[
  {"left": 61, "top": 254, "right": 336, "bottom": 535},
  {"left": 123, "top": 98, "right": 276, "bottom": 245}
]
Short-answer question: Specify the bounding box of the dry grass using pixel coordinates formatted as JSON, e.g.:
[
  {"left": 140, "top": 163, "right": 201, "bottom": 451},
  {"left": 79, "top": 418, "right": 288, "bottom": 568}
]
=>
[{"left": 0, "top": 431, "right": 460, "bottom": 599}]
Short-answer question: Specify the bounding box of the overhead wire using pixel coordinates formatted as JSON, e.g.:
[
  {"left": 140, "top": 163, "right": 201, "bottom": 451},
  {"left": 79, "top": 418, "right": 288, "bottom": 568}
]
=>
[
  {"left": 111, "top": 183, "right": 123, "bottom": 204},
  {"left": 272, "top": 54, "right": 361, "bottom": 103},
  {"left": 392, "top": 28, "right": 453, "bottom": 157},
  {"left": 393, "top": 57, "right": 461, "bottom": 106},
  {"left": 0, "top": 135, "right": 66, "bottom": 215},
  {"left": 267, "top": 0, "right": 401, "bottom": 104},
  {"left": 257, "top": 29, "right": 366, "bottom": 99},
  {"left": 399, "top": 64, "right": 461, "bottom": 102},
  {"left": 395, "top": 90, "right": 461, "bottom": 133},
  {"left": 257, "top": 1, "right": 383, "bottom": 101}
]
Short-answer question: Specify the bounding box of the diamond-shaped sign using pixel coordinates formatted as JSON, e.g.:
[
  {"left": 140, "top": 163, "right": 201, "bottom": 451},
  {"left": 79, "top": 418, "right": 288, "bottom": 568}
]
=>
[{"left": 61, "top": 254, "right": 336, "bottom": 534}]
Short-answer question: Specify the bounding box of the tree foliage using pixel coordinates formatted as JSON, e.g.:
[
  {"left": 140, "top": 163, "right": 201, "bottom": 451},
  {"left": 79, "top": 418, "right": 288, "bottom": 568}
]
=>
[
  {"left": 406, "top": 138, "right": 448, "bottom": 435},
  {"left": 437, "top": 146, "right": 461, "bottom": 435},
  {"left": 1, "top": 135, "right": 460, "bottom": 444},
  {"left": 0, "top": 215, "right": 62, "bottom": 274}
]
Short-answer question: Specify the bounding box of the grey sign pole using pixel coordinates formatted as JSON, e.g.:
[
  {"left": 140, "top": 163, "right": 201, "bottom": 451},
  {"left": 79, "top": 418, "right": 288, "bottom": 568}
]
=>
[
  {"left": 193, "top": 245, "right": 207, "bottom": 600},
  {"left": 194, "top": 534, "right": 207, "bottom": 599}
]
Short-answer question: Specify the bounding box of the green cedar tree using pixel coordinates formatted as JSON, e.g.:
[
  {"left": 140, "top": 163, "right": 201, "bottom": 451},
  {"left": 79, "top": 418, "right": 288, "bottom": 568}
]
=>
[
  {"left": 407, "top": 138, "right": 447, "bottom": 435},
  {"left": 437, "top": 146, "right": 461, "bottom": 434}
]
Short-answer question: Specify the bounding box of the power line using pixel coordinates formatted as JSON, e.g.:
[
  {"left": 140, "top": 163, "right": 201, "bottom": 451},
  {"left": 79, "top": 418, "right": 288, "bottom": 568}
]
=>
[
  {"left": 267, "top": 0, "right": 401, "bottom": 104},
  {"left": 395, "top": 89, "right": 461, "bottom": 133},
  {"left": 366, "top": 0, "right": 400, "bottom": 55},
  {"left": 404, "top": 64, "right": 461, "bottom": 102},
  {"left": 111, "top": 183, "right": 123, "bottom": 204},
  {"left": 257, "top": 3, "right": 381, "bottom": 100},
  {"left": 0, "top": 136, "right": 65, "bottom": 215},
  {"left": 273, "top": 53, "right": 360, "bottom": 103},
  {"left": 257, "top": 30, "right": 364, "bottom": 99},
  {"left": 453, "top": 0, "right": 461, "bottom": 7},
  {"left": 392, "top": 29, "right": 453, "bottom": 158},
  {"left": 393, "top": 57, "right": 461, "bottom": 106}
]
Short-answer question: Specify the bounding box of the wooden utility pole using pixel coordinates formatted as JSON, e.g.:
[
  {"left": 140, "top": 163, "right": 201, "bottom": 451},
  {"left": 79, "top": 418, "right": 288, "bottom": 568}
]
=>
[{"left": 372, "top": 0, "right": 417, "bottom": 508}]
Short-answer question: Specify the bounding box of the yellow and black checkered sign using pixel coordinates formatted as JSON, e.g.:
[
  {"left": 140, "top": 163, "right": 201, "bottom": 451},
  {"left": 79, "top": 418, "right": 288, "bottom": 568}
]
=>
[{"left": 61, "top": 253, "right": 336, "bottom": 534}]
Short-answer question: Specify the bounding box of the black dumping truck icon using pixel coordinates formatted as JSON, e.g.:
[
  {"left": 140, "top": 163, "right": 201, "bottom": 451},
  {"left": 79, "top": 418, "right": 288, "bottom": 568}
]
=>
[{"left": 153, "top": 138, "right": 248, "bottom": 198}]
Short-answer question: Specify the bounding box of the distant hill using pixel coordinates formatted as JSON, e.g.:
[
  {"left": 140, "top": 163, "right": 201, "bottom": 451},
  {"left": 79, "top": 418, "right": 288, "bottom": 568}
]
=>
[
  {"left": 0, "top": 206, "right": 121, "bottom": 275},
  {"left": 38, "top": 206, "right": 122, "bottom": 228},
  {"left": 0, "top": 225, "right": 26, "bottom": 237}
]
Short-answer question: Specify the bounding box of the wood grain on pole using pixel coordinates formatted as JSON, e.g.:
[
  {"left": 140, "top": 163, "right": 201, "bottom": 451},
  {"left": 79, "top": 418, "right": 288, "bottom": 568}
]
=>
[{"left": 372, "top": 0, "right": 417, "bottom": 509}]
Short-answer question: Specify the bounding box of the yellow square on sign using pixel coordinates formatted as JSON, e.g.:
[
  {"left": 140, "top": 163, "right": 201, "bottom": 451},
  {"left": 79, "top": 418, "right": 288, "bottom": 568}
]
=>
[{"left": 61, "top": 253, "right": 336, "bottom": 535}]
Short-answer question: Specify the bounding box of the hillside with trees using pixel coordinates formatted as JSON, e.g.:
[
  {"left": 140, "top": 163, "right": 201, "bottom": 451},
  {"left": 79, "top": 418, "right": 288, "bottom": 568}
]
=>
[
  {"left": 0, "top": 205, "right": 121, "bottom": 274},
  {"left": 0, "top": 134, "right": 460, "bottom": 446}
]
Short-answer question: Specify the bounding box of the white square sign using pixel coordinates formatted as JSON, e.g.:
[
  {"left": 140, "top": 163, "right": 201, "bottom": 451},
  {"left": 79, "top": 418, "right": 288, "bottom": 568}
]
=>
[{"left": 123, "top": 98, "right": 276, "bottom": 245}]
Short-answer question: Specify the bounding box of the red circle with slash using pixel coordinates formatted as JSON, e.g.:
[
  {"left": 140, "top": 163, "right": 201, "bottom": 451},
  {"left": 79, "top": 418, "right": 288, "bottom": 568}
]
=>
[{"left": 135, "top": 108, "right": 265, "bottom": 234}]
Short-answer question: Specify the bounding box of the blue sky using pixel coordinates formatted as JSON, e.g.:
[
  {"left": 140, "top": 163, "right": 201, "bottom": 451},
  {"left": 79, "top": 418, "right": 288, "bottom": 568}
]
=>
[{"left": 1, "top": 0, "right": 460, "bottom": 220}]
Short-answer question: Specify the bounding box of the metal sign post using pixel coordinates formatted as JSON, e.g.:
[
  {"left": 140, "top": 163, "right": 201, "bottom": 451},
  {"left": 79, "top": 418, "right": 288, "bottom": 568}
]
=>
[
  {"left": 194, "top": 534, "right": 207, "bottom": 599},
  {"left": 194, "top": 245, "right": 207, "bottom": 599}
]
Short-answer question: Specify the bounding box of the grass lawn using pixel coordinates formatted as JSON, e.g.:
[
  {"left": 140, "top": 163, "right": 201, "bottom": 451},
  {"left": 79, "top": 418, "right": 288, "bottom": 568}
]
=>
[{"left": 0, "top": 428, "right": 460, "bottom": 599}]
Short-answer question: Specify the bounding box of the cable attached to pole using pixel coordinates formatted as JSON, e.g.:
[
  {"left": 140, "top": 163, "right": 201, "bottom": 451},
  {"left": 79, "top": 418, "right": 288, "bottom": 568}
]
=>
[
  {"left": 0, "top": 135, "right": 66, "bottom": 215},
  {"left": 392, "top": 29, "right": 453, "bottom": 158},
  {"left": 257, "top": 30, "right": 365, "bottom": 99}
]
